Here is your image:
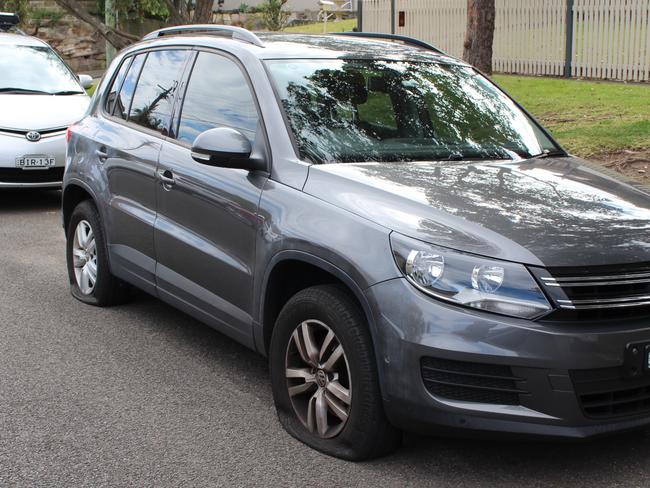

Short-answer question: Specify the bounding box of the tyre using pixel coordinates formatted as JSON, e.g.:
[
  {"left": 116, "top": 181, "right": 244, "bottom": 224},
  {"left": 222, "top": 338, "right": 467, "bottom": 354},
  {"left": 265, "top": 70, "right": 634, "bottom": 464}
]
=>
[
  {"left": 65, "top": 200, "right": 129, "bottom": 306},
  {"left": 269, "top": 285, "right": 401, "bottom": 461}
]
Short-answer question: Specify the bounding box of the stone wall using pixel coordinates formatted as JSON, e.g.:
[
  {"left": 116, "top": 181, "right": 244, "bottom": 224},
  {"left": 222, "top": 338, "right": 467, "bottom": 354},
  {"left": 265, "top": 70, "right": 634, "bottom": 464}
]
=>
[{"left": 26, "top": 0, "right": 106, "bottom": 73}]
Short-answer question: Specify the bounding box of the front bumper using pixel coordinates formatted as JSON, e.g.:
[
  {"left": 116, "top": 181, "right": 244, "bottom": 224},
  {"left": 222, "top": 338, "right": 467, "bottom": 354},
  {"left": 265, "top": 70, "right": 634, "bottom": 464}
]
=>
[
  {"left": 366, "top": 278, "right": 650, "bottom": 439},
  {"left": 0, "top": 131, "right": 66, "bottom": 188}
]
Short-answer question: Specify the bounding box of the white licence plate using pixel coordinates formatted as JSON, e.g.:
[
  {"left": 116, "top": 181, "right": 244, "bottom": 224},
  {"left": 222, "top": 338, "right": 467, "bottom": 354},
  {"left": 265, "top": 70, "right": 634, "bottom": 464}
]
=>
[{"left": 15, "top": 155, "right": 56, "bottom": 169}]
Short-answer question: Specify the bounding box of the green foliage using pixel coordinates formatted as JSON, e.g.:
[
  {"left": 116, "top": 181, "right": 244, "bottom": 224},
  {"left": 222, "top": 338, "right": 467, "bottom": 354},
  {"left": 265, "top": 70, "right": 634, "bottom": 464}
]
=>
[
  {"left": 138, "top": 0, "right": 169, "bottom": 19},
  {"left": 493, "top": 75, "right": 650, "bottom": 156},
  {"left": 259, "top": 0, "right": 289, "bottom": 31},
  {"left": 0, "top": 0, "right": 29, "bottom": 24},
  {"left": 239, "top": 3, "right": 249, "bottom": 13},
  {"left": 29, "top": 8, "right": 65, "bottom": 23},
  {"left": 95, "top": 0, "right": 170, "bottom": 22}
]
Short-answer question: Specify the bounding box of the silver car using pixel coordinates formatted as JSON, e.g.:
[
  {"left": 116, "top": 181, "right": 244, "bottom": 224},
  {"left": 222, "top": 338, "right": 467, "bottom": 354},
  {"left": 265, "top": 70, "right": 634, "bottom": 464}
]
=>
[{"left": 0, "top": 14, "right": 90, "bottom": 188}]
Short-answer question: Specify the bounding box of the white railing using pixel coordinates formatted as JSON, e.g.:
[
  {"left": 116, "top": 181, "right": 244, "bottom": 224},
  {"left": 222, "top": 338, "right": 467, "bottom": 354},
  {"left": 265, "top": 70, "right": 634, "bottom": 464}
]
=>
[
  {"left": 362, "top": 0, "right": 393, "bottom": 33},
  {"left": 360, "top": 0, "right": 650, "bottom": 82}
]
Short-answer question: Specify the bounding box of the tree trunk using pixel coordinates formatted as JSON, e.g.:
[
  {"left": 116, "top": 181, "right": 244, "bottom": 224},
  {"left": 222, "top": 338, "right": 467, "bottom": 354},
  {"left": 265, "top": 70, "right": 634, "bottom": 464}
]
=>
[
  {"left": 463, "top": 0, "right": 496, "bottom": 74},
  {"left": 161, "top": 0, "right": 189, "bottom": 24},
  {"left": 54, "top": 0, "right": 139, "bottom": 50},
  {"left": 193, "top": 0, "right": 214, "bottom": 23}
]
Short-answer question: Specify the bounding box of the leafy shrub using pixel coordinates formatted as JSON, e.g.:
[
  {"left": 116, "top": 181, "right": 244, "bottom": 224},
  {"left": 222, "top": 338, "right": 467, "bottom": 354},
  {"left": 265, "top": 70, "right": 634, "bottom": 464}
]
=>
[{"left": 259, "top": 0, "right": 289, "bottom": 31}]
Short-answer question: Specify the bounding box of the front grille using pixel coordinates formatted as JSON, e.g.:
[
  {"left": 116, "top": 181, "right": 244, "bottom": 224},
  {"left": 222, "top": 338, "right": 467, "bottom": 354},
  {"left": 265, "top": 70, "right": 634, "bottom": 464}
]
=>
[
  {"left": 532, "top": 264, "right": 650, "bottom": 321},
  {"left": 0, "top": 125, "right": 67, "bottom": 136},
  {"left": 0, "top": 167, "right": 64, "bottom": 184},
  {"left": 421, "top": 357, "right": 526, "bottom": 405},
  {"left": 571, "top": 367, "right": 650, "bottom": 419}
]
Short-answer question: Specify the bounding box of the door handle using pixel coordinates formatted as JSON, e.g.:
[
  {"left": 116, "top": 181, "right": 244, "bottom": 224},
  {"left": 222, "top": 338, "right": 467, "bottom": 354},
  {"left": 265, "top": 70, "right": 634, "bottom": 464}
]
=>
[
  {"left": 96, "top": 147, "right": 108, "bottom": 162},
  {"left": 158, "top": 169, "right": 175, "bottom": 188}
]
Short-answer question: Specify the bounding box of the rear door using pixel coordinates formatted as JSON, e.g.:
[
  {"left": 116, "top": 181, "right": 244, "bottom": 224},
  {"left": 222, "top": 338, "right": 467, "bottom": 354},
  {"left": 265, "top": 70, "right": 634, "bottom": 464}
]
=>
[
  {"left": 154, "top": 50, "right": 269, "bottom": 347},
  {"left": 97, "top": 48, "right": 191, "bottom": 293}
]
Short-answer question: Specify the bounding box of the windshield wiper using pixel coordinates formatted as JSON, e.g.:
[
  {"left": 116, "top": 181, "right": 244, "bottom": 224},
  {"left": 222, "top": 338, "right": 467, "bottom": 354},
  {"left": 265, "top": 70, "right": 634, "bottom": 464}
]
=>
[
  {"left": 51, "top": 90, "right": 85, "bottom": 95},
  {"left": 443, "top": 145, "right": 520, "bottom": 162},
  {"left": 527, "top": 149, "right": 567, "bottom": 160},
  {"left": 0, "top": 88, "right": 84, "bottom": 95},
  {"left": 0, "top": 87, "right": 51, "bottom": 94},
  {"left": 445, "top": 153, "right": 515, "bottom": 162}
]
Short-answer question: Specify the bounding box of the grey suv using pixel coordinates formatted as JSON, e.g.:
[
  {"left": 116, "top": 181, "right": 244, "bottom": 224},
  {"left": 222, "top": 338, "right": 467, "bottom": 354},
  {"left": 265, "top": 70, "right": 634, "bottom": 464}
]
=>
[{"left": 63, "top": 26, "right": 650, "bottom": 460}]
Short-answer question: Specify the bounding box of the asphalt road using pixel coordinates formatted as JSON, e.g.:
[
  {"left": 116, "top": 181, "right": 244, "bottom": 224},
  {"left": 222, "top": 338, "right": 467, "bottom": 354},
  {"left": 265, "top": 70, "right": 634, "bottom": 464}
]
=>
[{"left": 2, "top": 189, "right": 650, "bottom": 487}]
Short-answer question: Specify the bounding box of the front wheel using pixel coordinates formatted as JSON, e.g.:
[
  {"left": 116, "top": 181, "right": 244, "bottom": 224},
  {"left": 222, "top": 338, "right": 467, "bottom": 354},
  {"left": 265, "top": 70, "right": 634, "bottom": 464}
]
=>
[
  {"left": 269, "top": 285, "right": 401, "bottom": 461},
  {"left": 65, "top": 200, "right": 129, "bottom": 306}
]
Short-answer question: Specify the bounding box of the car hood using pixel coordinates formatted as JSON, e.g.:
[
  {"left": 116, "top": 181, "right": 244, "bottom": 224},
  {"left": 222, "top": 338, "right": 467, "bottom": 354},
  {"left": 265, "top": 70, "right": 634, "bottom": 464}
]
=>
[
  {"left": 303, "top": 157, "right": 650, "bottom": 267},
  {"left": 0, "top": 93, "right": 89, "bottom": 131}
]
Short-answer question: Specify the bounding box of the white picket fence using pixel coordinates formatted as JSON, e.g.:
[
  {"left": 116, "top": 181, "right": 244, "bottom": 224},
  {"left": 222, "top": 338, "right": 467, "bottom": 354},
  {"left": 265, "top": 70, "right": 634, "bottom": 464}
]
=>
[{"left": 360, "top": 0, "right": 650, "bottom": 81}]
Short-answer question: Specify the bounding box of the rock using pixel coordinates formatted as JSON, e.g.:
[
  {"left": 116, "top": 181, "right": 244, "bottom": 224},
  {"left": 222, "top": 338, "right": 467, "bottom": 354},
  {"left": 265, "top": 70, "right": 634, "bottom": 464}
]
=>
[{"left": 26, "top": 0, "right": 106, "bottom": 72}]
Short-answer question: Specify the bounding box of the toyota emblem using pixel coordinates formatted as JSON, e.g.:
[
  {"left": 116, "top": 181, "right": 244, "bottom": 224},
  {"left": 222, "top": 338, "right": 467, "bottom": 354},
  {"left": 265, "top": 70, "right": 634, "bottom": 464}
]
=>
[{"left": 25, "top": 131, "right": 41, "bottom": 142}]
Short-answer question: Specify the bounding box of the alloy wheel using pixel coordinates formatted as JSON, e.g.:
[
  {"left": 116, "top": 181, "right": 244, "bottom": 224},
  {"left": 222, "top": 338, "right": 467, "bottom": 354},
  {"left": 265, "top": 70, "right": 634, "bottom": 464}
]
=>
[
  {"left": 72, "top": 220, "right": 97, "bottom": 295},
  {"left": 285, "top": 319, "right": 352, "bottom": 439}
]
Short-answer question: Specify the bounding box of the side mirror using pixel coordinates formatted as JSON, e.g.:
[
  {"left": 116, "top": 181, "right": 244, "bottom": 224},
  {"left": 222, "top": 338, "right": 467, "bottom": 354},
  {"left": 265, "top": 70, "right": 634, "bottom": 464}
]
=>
[
  {"left": 191, "top": 127, "right": 260, "bottom": 170},
  {"left": 78, "top": 74, "right": 93, "bottom": 89}
]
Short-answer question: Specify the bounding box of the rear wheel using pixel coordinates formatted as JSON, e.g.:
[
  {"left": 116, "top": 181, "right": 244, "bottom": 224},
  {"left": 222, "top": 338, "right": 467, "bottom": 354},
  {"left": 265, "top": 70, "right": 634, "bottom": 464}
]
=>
[
  {"left": 270, "top": 285, "right": 401, "bottom": 460},
  {"left": 71, "top": 219, "right": 97, "bottom": 295},
  {"left": 66, "top": 200, "right": 129, "bottom": 306}
]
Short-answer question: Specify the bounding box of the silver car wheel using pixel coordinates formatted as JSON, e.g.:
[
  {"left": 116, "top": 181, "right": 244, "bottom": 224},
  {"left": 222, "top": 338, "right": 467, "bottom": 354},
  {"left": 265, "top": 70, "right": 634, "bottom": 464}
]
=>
[
  {"left": 72, "top": 220, "right": 98, "bottom": 295},
  {"left": 285, "top": 319, "right": 352, "bottom": 439}
]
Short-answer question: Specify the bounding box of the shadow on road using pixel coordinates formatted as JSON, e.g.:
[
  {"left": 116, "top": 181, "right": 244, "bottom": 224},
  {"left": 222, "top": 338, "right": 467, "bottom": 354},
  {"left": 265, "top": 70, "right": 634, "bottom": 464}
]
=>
[{"left": 0, "top": 189, "right": 61, "bottom": 213}]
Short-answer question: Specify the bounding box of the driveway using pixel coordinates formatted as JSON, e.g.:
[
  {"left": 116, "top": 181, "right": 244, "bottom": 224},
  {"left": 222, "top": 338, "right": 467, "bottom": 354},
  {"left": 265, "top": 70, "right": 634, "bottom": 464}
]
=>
[{"left": 1, "top": 189, "right": 649, "bottom": 487}]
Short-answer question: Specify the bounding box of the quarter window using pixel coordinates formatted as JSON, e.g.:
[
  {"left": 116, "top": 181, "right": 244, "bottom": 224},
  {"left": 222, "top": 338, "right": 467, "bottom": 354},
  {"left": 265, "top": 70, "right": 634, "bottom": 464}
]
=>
[
  {"left": 177, "top": 52, "right": 258, "bottom": 145},
  {"left": 105, "top": 56, "right": 132, "bottom": 115},
  {"left": 128, "top": 50, "right": 190, "bottom": 135},
  {"left": 113, "top": 53, "right": 145, "bottom": 121}
]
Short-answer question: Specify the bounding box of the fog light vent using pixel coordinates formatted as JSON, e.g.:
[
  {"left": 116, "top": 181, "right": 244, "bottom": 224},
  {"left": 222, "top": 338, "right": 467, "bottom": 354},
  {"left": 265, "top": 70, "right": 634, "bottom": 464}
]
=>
[
  {"left": 571, "top": 367, "right": 650, "bottom": 419},
  {"left": 421, "top": 357, "right": 526, "bottom": 405}
]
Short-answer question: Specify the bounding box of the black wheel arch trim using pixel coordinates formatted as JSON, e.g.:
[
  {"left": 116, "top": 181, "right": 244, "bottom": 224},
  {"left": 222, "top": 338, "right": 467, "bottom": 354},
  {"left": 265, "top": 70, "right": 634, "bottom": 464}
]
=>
[
  {"left": 62, "top": 178, "right": 117, "bottom": 278},
  {"left": 62, "top": 178, "right": 102, "bottom": 229},
  {"left": 255, "top": 250, "right": 382, "bottom": 362}
]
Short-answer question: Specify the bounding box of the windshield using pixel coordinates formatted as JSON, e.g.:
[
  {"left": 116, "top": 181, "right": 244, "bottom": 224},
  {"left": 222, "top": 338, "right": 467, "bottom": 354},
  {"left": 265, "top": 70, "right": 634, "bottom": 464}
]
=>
[
  {"left": 0, "top": 45, "right": 83, "bottom": 94},
  {"left": 266, "top": 59, "right": 560, "bottom": 164}
]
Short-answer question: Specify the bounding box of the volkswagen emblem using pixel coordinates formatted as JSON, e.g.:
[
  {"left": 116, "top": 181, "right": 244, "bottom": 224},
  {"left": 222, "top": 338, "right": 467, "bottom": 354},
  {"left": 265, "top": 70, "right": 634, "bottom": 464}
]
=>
[
  {"left": 25, "top": 131, "right": 41, "bottom": 142},
  {"left": 315, "top": 369, "right": 328, "bottom": 388}
]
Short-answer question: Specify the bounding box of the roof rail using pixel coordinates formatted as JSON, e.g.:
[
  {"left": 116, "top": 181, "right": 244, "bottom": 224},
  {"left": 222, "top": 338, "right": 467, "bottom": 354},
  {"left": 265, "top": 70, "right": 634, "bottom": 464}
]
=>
[
  {"left": 333, "top": 32, "right": 446, "bottom": 55},
  {"left": 142, "top": 25, "right": 265, "bottom": 48}
]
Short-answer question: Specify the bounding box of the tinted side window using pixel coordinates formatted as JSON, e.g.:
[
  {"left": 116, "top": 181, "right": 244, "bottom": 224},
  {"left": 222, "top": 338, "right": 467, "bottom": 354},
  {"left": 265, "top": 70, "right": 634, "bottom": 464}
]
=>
[
  {"left": 104, "top": 56, "right": 132, "bottom": 115},
  {"left": 177, "top": 52, "right": 258, "bottom": 145},
  {"left": 128, "top": 50, "right": 190, "bottom": 135},
  {"left": 114, "top": 54, "right": 145, "bottom": 121}
]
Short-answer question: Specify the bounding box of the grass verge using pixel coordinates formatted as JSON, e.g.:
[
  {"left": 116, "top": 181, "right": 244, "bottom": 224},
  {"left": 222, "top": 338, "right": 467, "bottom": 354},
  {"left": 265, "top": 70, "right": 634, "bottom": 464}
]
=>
[
  {"left": 283, "top": 18, "right": 356, "bottom": 34},
  {"left": 493, "top": 75, "right": 650, "bottom": 157},
  {"left": 85, "top": 83, "right": 97, "bottom": 97}
]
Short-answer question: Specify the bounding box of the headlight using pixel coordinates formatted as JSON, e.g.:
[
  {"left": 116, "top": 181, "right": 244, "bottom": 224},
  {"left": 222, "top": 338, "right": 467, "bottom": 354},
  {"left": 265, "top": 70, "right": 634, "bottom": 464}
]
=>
[{"left": 391, "top": 233, "right": 552, "bottom": 319}]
